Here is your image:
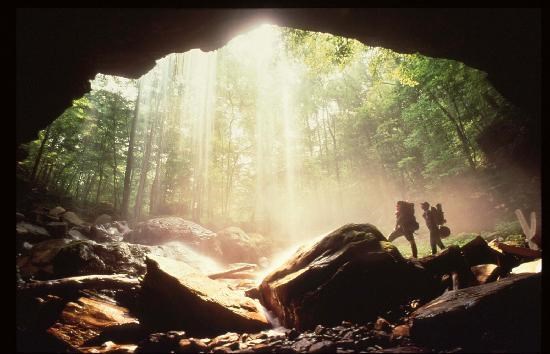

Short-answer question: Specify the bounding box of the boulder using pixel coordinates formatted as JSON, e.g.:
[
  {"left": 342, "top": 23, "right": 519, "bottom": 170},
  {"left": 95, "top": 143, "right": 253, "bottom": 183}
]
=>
[
  {"left": 470, "top": 264, "right": 500, "bottom": 285},
  {"left": 203, "top": 227, "right": 272, "bottom": 264},
  {"left": 62, "top": 211, "right": 87, "bottom": 227},
  {"left": 135, "top": 331, "right": 187, "bottom": 353},
  {"left": 51, "top": 240, "right": 150, "bottom": 278},
  {"left": 140, "top": 255, "right": 269, "bottom": 336},
  {"left": 47, "top": 296, "right": 139, "bottom": 350},
  {"left": 68, "top": 228, "right": 90, "bottom": 241},
  {"left": 17, "top": 221, "right": 50, "bottom": 241},
  {"left": 17, "top": 238, "right": 73, "bottom": 279},
  {"left": 409, "top": 273, "right": 541, "bottom": 352},
  {"left": 49, "top": 206, "right": 66, "bottom": 217},
  {"left": 511, "top": 258, "right": 542, "bottom": 274},
  {"left": 95, "top": 214, "right": 113, "bottom": 226},
  {"left": 258, "top": 224, "right": 438, "bottom": 330},
  {"left": 45, "top": 221, "right": 68, "bottom": 238},
  {"left": 124, "top": 217, "right": 215, "bottom": 247},
  {"left": 91, "top": 224, "right": 124, "bottom": 243}
]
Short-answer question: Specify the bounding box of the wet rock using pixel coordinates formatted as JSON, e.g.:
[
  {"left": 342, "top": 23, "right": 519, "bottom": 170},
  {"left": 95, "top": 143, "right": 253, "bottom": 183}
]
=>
[
  {"left": 335, "top": 339, "right": 355, "bottom": 349},
  {"left": 135, "top": 331, "right": 187, "bottom": 353},
  {"left": 45, "top": 221, "right": 68, "bottom": 238},
  {"left": 292, "top": 338, "right": 313, "bottom": 352},
  {"left": 17, "top": 221, "right": 50, "bottom": 240},
  {"left": 140, "top": 255, "right": 269, "bottom": 336},
  {"left": 17, "top": 238, "right": 73, "bottom": 279},
  {"left": 113, "top": 221, "right": 132, "bottom": 236},
  {"left": 51, "top": 240, "right": 149, "bottom": 278},
  {"left": 178, "top": 338, "right": 209, "bottom": 353},
  {"left": 49, "top": 206, "right": 66, "bottom": 217},
  {"left": 47, "top": 296, "right": 139, "bottom": 350},
  {"left": 259, "top": 224, "right": 437, "bottom": 330},
  {"left": 392, "top": 325, "right": 410, "bottom": 338},
  {"left": 249, "top": 342, "right": 276, "bottom": 353},
  {"left": 203, "top": 226, "right": 273, "bottom": 264},
  {"left": 374, "top": 317, "right": 392, "bottom": 332},
  {"left": 470, "top": 264, "right": 500, "bottom": 284},
  {"left": 208, "top": 332, "right": 241, "bottom": 348},
  {"left": 314, "top": 325, "right": 326, "bottom": 335},
  {"left": 147, "top": 241, "right": 223, "bottom": 275},
  {"left": 92, "top": 224, "right": 124, "bottom": 243},
  {"left": 245, "top": 286, "right": 260, "bottom": 300},
  {"left": 309, "top": 340, "right": 336, "bottom": 353},
  {"left": 95, "top": 214, "right": 113, "bottom": 226},
  {"left": 79, "top": 342, "right": 137, "bottom": 354},
  {"left": 410, "top": 273, "right": 541, "bottom": 352},
  {"left": 287, "top": 328, "right": 300, "bottom": 340},
  {"left": 511, "top": 258, "right": 542, "bottom": 274},
  {"left": 62, "top": 211, "right": 87, "bottom": 227},
  {"left": 68, "top": 228, "right": 89, "bottom": 241},
  {"left": 124, "top": 217, "right": 215, "bottom": 247},
  {"left": 373, "top": 346, "right": 435, "bottom": 353}
]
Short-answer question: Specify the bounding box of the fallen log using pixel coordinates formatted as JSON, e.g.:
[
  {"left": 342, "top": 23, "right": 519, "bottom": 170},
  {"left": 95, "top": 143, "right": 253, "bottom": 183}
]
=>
[
  {"left": 17, "top": 274, "right": 140, "bottom": 297},
  {"left": 208, "top": 264, "right": 257, "bottom": 280},
  {"left": 494, "top": 241, "right": 542, "bottom": 259}
]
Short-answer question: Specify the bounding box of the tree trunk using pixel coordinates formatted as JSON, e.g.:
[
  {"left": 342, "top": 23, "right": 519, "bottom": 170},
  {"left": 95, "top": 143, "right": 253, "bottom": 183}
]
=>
[
  {"left": 428, "top": 90, "right": 477, "bottom": 170},
  {"left": 30, "top": 124, "right": 52, "bottom": 184},
  {"left": 134, "top": 97, "right": 160, "bottom": 220},
  {"left": 149, "top": 112, "right": 166, "bottom": 215},
  {"left": 122, "top": 82, "right": 141, "bottom": 219}
]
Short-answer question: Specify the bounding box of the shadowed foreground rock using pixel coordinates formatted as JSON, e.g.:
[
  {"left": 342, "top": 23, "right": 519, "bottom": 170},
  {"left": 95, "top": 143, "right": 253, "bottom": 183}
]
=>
[
  {"left": 410, "top": 272, "right": 541, "bottom": 352},
  {"left": 258, "top": 223, "right": 438, "bottom": 330},
  {"left": 140, "top": 255, "right": 269, "bottom": 336},
  {"left": 47, "top": 296, "right": 139, "bottom": 350}
]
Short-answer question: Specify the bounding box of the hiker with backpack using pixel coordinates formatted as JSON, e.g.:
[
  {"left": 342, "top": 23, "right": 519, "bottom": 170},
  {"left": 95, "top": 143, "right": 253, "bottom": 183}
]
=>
[
  {"left": 421, "top": 201, "right": 447, "bottom": 255},
  {"left": 388, "top": 201, "right": 419, "bottom": 258}
]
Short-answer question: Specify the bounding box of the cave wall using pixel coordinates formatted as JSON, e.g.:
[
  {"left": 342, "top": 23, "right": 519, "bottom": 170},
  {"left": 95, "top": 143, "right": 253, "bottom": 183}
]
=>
[{"left": 16, "top": 8, "right": 540, "bottom": 165}]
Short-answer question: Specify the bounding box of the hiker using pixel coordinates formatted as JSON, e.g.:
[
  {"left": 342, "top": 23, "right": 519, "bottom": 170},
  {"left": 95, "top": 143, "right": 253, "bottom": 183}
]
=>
[
  {"left": 388, "top": 201, "right": 419, "bottom": 258},
  {"left": 421, "top": 201, "right": 446, "bottom": 255}
]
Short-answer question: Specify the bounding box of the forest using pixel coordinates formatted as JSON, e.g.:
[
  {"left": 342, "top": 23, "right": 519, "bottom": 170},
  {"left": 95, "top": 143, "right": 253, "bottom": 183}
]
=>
[{"left": 18, "top": 25, "right": 539, "bottom": 246}]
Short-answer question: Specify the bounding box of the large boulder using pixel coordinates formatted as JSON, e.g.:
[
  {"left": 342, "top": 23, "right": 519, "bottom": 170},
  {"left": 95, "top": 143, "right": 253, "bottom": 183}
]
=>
[
  {"left": 124, "top": 217, "right": 215, "bottom": 247},
  {"left": 17, "top": 238, "right": 73, "bottom": 279},
  {"left": 258, "top": 223, "right": 438, "bottom": 330},
  {"left": 51, "top": 240, "right": 150, "bottom": 278},
  {"left": 202, "top": 227, "right": 273, "bottom": 265},
  {"left": 139, "top": 255, "right": 269, "bottom": 336},
  {"left": 409, "top": 273, "right": 541, "bottom": 352},
  {"left": 17, "top": 239, "right": 150, "bottom": 280}
]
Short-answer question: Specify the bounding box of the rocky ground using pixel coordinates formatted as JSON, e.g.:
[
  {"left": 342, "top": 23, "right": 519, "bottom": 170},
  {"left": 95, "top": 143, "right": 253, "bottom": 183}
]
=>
[{"left": 16, "top": 204, "right": 541, "bottom": 353}]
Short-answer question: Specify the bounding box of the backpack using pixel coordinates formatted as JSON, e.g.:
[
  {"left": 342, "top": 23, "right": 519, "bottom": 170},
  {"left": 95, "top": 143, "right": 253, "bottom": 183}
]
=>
[
  {"left": 397, "top": 201, "right": 419, "bottom": 231},
  {"left": 433, "top": 203, "right": 446, "bottom": 225}
]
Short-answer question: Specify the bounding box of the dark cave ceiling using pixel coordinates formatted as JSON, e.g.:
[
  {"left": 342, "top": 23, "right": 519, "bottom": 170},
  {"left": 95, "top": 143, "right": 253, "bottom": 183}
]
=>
[{"left": 16, "top": 8, "right": 540, "bottom": 151}]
